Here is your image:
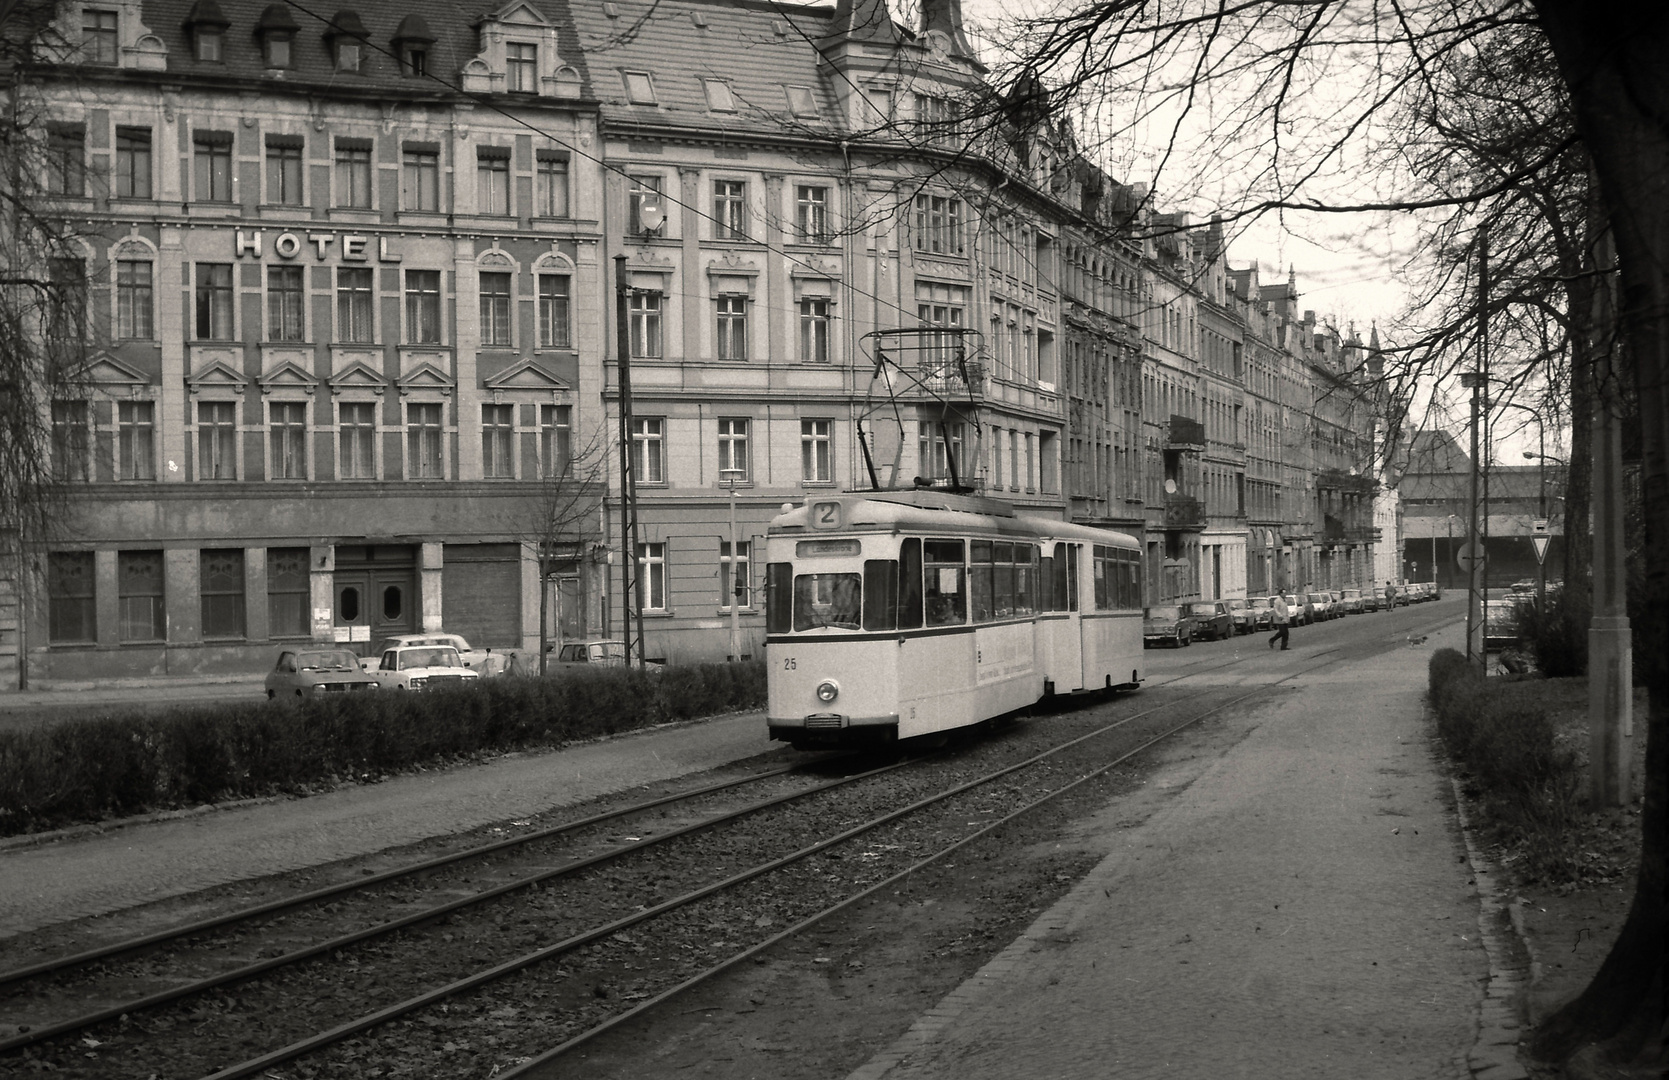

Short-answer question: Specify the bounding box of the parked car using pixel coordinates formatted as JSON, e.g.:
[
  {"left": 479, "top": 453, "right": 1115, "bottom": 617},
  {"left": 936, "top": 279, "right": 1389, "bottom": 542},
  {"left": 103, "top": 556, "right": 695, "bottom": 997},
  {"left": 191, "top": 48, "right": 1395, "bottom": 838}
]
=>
[
  {"left": 1246, "top": 597, "right": 1275, "bottom": 630},
  {"left": 1309, "top": 592, "right": 1336, "bottom": 621},
  {"left": 1340, "top": 588, "right": 1366, "bottom": 614},
  {"left": 1279, "top": 593, "right": 1312, "bottom": 626},
  {"left": 1143, "top": 605, "right": 1196, "bottom": 648},
  {"left": 368, "top": 644, "right": 481, "bottom": 691},
  {"left": 1483, "top": 598, "right": 1523, "bottom": 650},
  {"left": 549, "top": 639, "right": 627, "bottom": 669},
  {"left": 1225, "top": 598, "right": 1255, "bottom": 635},
  {"left": 362, "top": 633, "right": 507, "bottom": 676},
  {"left": 1185, "top": 600, "right": 1234, "bottom": 641},
  {"left": 265, "top": 647, "right": 380, "bottom": 700}
]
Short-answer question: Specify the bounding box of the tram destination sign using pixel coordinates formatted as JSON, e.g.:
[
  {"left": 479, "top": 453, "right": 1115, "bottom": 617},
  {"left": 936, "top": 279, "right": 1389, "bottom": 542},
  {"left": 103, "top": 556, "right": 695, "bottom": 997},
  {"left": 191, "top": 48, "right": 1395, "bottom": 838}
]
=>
[{"left": 797, "top": 539, "right": 860, "bottom": 558}]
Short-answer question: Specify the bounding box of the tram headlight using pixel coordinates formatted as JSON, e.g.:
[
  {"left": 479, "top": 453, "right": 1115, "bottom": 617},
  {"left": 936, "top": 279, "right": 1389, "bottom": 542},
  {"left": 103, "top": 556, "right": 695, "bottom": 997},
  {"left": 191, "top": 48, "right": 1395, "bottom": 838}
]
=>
[{"left": 815, "top": 679, "right": 840, "bottom": 703}]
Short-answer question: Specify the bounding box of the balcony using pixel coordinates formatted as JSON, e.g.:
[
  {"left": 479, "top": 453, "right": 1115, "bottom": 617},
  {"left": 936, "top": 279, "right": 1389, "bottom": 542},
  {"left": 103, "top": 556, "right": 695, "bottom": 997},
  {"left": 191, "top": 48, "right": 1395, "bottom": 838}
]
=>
[
  {"left": 1166, "top": 415, "right": 1205, "bottom": 450},
  {"left": 916, "top": 359, "right": 987, "bottom": 400},
  {"left": 1163, "top": 493, "right": 1205, "bottom": 530},
  {"left": 1316, "top": 468, "right": 1376, "bottom": 495}
]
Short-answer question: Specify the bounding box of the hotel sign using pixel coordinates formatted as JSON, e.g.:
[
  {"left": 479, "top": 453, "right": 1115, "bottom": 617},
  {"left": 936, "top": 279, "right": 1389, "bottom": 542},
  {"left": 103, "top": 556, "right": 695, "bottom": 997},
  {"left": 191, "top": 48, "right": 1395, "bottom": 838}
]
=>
[{"left": 234, "top": 230, "right": 402, "bottom": 263}]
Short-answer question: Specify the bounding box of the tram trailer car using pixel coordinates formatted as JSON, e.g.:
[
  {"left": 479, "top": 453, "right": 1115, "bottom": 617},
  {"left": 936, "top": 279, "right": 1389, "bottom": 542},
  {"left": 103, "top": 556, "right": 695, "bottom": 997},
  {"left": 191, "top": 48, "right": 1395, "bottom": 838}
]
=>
[{"left": 765, "top": 490, "right": 1144, "bottom": 750}]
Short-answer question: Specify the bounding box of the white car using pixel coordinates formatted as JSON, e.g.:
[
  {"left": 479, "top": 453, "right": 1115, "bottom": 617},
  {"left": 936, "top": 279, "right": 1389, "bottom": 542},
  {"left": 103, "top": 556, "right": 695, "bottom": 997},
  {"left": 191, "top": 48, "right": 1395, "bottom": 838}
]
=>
[
  {"left": 361, "top": 633, "right": 507, "bottom": 676},
  {"left": 368, "top": 644, "right": 482, "bottom": 691}
]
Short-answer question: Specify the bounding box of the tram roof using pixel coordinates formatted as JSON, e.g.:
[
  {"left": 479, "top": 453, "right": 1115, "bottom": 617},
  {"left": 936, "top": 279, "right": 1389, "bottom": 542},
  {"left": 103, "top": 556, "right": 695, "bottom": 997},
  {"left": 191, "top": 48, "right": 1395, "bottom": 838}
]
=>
[{"left": 767, "top": 490, "right": 1141, "bottom": 550}]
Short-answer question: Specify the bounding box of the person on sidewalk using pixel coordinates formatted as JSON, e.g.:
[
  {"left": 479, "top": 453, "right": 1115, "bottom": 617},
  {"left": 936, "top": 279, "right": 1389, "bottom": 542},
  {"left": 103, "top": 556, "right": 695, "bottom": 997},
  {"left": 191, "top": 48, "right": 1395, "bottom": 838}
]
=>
[
  {"left": 1269, "top": 593, "right": 1291, "bottom": 650},
  {"left": 1385, "top": 580, "right": 1397, "bottom": 610}
]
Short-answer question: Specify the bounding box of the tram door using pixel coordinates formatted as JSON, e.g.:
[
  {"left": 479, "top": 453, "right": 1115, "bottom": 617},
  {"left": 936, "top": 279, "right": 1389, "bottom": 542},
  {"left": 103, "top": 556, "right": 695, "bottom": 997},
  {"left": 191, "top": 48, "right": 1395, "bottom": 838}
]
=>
[{"left": 1054, "top": 542, "right": 1084, "bottom": 691}]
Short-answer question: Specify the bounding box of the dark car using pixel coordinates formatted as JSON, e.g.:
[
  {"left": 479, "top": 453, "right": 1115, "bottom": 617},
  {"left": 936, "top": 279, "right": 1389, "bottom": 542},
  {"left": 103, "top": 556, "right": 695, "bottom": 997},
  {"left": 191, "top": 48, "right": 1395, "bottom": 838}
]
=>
[
  {"left": 1185, "top": 600, "right": 1234, "bottom": 641},
  {"left": 265, "top": 647, "right": 380, "bottom": 700},
  {"left": 1483, "top": 598, "right": 1523, "bottom": 649},
  {"left": 1143, "top": 605, "right": 1196, "bottom": 648}
]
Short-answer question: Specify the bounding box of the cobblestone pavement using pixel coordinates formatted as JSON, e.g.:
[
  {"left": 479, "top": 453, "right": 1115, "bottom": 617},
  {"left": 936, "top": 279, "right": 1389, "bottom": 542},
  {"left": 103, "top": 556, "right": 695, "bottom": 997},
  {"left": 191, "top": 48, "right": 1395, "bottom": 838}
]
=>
[
  {"left": 849, "top": 621, "right": 1499, "bottom": 1080},
  {"left": 0, "top": 712, "right": 770, "bottom": 938}
]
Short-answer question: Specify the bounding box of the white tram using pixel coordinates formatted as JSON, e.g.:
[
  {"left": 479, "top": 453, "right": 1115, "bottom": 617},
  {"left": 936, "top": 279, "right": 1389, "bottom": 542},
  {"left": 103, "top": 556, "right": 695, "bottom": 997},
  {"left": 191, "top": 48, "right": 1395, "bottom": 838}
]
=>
[{"left": 765, "top": 490, "right": 1144, "bottom": 749}]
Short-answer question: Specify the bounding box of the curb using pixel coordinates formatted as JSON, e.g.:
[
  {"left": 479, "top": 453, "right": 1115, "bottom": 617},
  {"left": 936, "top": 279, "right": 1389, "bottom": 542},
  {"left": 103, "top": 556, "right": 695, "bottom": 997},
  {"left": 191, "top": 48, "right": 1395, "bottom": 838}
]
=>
[{"left": 1451, "top": 774, "right": 1536, "bottom": 1080}]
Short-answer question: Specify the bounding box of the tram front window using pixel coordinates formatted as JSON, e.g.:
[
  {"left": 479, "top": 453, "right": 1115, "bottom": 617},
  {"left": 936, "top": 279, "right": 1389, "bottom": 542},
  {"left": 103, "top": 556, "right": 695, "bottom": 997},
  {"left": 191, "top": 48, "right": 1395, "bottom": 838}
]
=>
[{"left": 793, "top": 573, "right": 862, "bottom": 631}]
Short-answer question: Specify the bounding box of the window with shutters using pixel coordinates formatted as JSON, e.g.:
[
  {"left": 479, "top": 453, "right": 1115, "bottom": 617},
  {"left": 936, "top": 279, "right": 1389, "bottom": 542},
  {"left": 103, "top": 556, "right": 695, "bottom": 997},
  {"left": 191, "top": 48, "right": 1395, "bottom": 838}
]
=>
[
  {"left": 118, "top": 550, "right": 165, "bottom": 642},
  {"left": 266, "top": 547, "right": 310, "bottom": 637},
  {"left": 49, "top": 552, "right": 96, "bottom": 642},
  {"left": 200, "top": 549, "right": 246, "bottom": 639}
]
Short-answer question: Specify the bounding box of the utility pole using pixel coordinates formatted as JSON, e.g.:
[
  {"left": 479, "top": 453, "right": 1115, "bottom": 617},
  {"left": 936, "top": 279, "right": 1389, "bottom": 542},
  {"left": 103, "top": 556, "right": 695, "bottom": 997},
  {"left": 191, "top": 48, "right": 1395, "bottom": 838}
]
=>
[
  {"left": 1587, "top": 225, "right": 1633, "bottom": 805},
  {"left": 613, "top": 255, "right": 644, "bottom": 671},
  {"left": 1462, "top": 231, "right": 1489, "bottom": 666}
]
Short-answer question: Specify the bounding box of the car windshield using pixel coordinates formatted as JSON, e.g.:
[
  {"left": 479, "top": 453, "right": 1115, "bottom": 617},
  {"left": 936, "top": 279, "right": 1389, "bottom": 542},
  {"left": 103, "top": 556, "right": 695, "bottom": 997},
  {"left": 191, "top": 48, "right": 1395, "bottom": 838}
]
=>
[
  {"left": 1226, "top": 600, "right": 1247, "bottom": 610},
  {"left": 399, "top": 647, "right": 460, "bottom": 670},
  {"left": 1185, "top": 603, "right": 1217, "bottom": 616},
  {"left": 1249, "top": 598, "right": 1270, "bottom": 609},
  {"left": 296, "top": 650, "right": 360, "bottom": 671},
  {"left": 1148, "top": 606, "right": 1182, "bottom": 620}
]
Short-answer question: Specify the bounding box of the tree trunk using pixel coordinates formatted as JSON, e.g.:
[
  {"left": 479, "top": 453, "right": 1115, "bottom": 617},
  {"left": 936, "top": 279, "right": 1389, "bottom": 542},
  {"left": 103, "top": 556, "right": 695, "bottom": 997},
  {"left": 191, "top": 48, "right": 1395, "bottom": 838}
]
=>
[{"left": 1531, "top": 0, "right": 1668, "bottom": 1067}]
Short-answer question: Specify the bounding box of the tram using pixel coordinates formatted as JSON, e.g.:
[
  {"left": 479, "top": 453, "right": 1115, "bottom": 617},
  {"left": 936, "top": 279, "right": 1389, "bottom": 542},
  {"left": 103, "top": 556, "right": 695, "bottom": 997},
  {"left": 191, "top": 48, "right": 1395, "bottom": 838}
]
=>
[{"left": 765, "top": 489, "right": 1144, "bottom": 749}]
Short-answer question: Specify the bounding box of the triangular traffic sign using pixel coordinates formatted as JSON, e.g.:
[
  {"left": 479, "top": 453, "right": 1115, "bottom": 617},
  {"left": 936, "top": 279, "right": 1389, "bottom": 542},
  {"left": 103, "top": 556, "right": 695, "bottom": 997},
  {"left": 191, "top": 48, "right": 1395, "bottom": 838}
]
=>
[{"left": 1532, "top": 535, "right": 1551, "bottom": 564}]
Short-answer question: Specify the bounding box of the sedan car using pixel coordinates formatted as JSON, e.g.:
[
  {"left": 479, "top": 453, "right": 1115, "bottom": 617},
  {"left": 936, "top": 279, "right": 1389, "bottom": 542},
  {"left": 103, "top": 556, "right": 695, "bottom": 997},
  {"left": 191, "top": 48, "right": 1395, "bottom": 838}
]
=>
[
  {"left": 1246, "top": 597, "right": 1275, "bottom": 630},
  {"left": 1308, "top": 592, "right": 1335, "bottom": 621},
  {"left": 1278, "top": 593, "right": 1312, "bottom": 626},
  {"left": 1339, "top": 588, "right": 1365, "bottom": 614},
  {"left": 1225, "top": 598, "right": 1255, "bottom": 635},
  {"left": 363, "top": 633, "right": 507, "bottom": 676},
  {"left": 1143, "top": 605, "right": 1196, "bottom": 648},
  {"left": 266, "top": 647, "right": 380, "bottom": 700},
  {"left": 1483, "top": 598, "right": 1524, "bottom": 650},
  {"left": 1185, "top": 600, "right": 1234, "bottom": 641},
  {"left": 368, "top": 644, "right": 482, "bottom": 691}
]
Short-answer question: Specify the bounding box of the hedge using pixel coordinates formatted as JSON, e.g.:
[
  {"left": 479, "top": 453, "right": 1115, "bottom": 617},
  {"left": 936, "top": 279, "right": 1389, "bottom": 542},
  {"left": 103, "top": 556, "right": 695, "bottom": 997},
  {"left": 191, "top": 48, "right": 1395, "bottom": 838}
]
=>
[{"left": 0, "top": 661, "right": 766, "bottom": 838}]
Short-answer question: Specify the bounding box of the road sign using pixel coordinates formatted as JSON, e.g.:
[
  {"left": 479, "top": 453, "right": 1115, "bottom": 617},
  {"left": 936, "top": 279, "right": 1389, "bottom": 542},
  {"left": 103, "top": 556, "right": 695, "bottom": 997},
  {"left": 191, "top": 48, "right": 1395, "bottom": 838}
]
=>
[
  {"left": 1533, "top": 518, "right": 1549, "bottom": 533},
  {"left": 1455, "top": 542, "right": 1487, "bottom": 573},
  {"left": 1532, "top": 535, "right": 1551, "bottom": 564}
]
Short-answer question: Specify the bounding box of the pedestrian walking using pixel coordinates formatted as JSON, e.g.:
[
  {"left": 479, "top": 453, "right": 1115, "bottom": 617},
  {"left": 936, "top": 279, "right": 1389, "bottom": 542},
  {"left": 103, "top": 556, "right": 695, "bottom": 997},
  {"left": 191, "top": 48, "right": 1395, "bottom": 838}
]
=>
[
  {"left": 1269, "top": 593, "right": 1290, "bottom": 650},
  {"left": 1385, "top": 580, "right": 1397, "bottom": 609}
]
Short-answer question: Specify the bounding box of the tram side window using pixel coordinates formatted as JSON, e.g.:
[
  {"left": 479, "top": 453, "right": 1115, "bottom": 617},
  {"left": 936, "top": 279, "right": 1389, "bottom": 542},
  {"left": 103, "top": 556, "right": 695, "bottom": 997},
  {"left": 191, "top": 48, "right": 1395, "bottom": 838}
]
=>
[
  {"left": 1092, "top": 544, "right": 1111, "bottom": 609},
  {"left": 899, "top": 537, "right": 923, "bottom": 629},
  {"left": 1065, "top": 543, "right": 1079, "bottom": 611},
  {"left": 1015, "top": 544, "right": 1035, "bottom": 615},
  {"left": 970, "top": 540, "right": 994, "bottom": 622},
  {"left": 1039, "top": 552, "right": 1054, "bottom": 612},
  {"left": 863, "top": 559, "right": 898, "bottom": 631},
  {"left": 794, "top": 572, "right": 861, "bottom": 631},
  {"left": 1120, "top": 550, "right": 1141, "bottom": 608},
  {"left": 766, "top": 562, "right": 792, "bottom": 633},
  {"left": 923, "top": 539, "right": 965, "bottom": 626}
]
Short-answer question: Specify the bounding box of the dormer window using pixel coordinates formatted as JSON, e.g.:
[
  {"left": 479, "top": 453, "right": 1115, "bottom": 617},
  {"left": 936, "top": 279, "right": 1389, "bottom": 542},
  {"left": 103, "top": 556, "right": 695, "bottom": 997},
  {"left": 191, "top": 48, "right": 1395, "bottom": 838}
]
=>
[
  {"left": 506, "top": 42, "right": 537, "bottom": 92},
  {"left": 256, "top": 3, "right": 299, "bottom": 68},
  {"left": 82, "top": 9, "right": 119, "bottom": 64},
  {"left": 185, "top": 0, "right": 230, "bottom": 61},
  {"left": 391, "top": 14, "right": 434, "bottom": 77},
  {"left": 702, "top": 78, "right": 735, "bottom": 113},
  {"left": 325, "top": 10, "right": 368, "bottom": 72},
  {"left": 622, "top": 70, "right": 656, "bottom": 105},
  {"left": 785, "top": 85, "right": 818, "bottom": 118}
]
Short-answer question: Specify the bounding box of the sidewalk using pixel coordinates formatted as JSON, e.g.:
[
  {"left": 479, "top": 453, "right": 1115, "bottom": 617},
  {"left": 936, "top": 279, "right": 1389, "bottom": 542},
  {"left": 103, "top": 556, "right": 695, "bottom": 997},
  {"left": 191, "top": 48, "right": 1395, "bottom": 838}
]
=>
[
  {"left": 847, "top": 619, "right": 1525, "bottom": 1080},
  {"left": 0, "top": 710, "right": 772, "bottom": 938}
]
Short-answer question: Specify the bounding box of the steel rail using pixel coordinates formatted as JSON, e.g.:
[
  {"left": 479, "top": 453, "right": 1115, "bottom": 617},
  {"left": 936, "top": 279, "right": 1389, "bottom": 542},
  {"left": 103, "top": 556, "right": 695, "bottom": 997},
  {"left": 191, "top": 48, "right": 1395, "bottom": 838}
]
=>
[
  {"left": 0, "top": 758, "right": 901, "bottom": 1055},
  {"left": 0, "top": 761, "right": 807, "bottom": 989},
  {"left": 195, "top": 689, "right": 1231, "bottom": 1080}
]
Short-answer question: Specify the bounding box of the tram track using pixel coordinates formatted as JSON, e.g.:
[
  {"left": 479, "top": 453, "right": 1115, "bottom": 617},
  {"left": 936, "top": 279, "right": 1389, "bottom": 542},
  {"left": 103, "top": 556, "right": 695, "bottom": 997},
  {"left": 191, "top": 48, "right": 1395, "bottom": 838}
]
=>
[
  {"left": 0, "top": 680, "right": 1239, "bottom": 1080},
  {"left": 0, "top": 608, "right": 1462, "bottom": 1079}
]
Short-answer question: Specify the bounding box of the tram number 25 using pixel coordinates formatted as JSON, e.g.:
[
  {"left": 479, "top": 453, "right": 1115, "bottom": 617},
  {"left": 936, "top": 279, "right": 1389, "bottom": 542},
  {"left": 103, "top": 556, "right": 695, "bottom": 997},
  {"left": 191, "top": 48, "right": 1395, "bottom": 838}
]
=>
[{"left": 782, "top": 657, "right": 797, "bottom": 670}]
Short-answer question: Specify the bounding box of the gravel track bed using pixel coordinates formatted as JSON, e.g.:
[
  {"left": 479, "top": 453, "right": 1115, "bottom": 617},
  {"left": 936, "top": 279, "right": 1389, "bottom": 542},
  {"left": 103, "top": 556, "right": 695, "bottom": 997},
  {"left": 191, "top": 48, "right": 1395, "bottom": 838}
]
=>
[{"left": 1, "top": 685, "right": 1239, "bottom": 1079}]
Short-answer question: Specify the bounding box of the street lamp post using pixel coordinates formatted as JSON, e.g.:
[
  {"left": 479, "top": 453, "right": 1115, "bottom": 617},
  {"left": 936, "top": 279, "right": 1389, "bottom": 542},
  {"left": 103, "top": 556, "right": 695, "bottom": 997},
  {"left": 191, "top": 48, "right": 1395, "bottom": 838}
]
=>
[{"left": 720, "top": 468, "right": 746, "bottom": 662}]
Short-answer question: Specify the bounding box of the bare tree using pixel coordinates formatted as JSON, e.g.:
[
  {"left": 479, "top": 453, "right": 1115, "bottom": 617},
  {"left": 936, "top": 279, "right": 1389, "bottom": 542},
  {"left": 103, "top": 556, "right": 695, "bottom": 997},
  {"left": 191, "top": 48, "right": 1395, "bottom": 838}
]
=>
[
  {"left": 1, "top": 0, "right": 102, "bottom": 689},
  {"left": 985, "top": 0, "right": 1666, "bottom": 1067},
  {"left": 499, "top": 427, "right": 608, "bottom": 677}
]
